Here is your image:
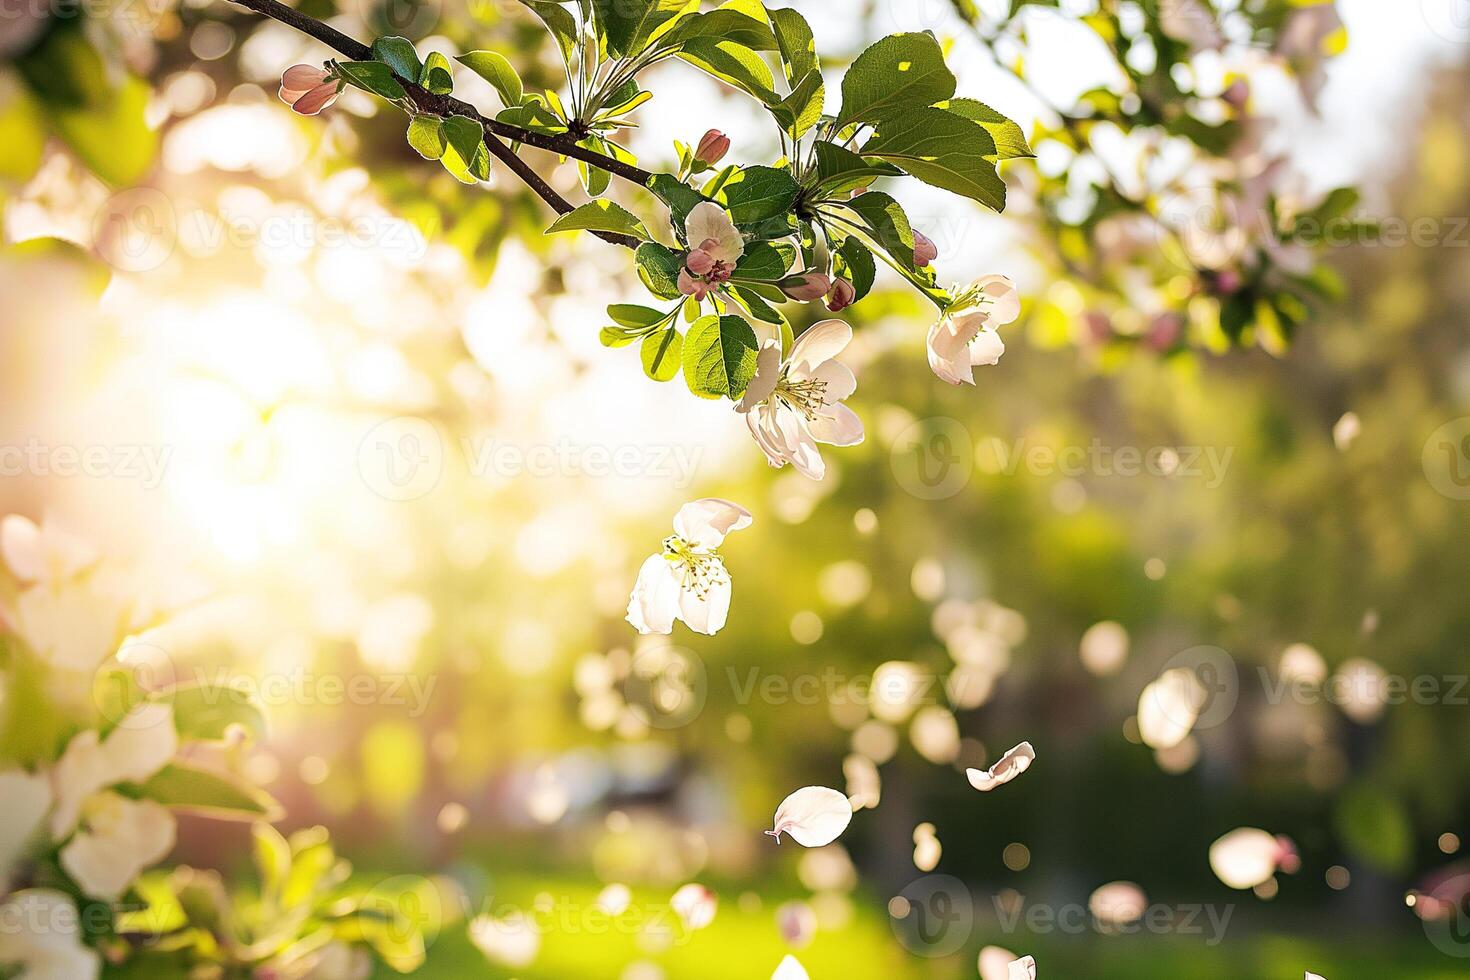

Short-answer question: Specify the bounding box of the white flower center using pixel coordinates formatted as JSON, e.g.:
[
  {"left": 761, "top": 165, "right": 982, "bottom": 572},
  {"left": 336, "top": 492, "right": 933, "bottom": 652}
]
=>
[
  {"left": 662, "top": 535, "right": 728, "bottom": 598},
  {"left": 773, "top": 373, "right": 829, "bottom": 421}
]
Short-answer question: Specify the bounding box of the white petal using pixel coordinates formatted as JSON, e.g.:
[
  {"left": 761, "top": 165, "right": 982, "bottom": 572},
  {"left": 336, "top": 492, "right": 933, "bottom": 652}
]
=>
[
  {"left": 670, "top": 883, "right": 718, "bottom": 930},
  {"left": 0, "top": 770, "right": 52, "bottom": 872},
  {"left": 737, "top": 341, "right": 784, "bottom": 414},
  {"left": 15, "top": 584, "right": 122, "bottom": 673},
  {"left": 468, "top": 912, "right": 540, "bottom": 968},
  {"left": 1138, "top": 668, "right": 1205, "bottom": 750},
  {"left": 59, "top": 794, "right": 175, "bottom": 900},
  {"left": 810, "top": 358, "right": 857, "bottom": 404},
  {"left": 0, "top": 514, "right": 43, "bottom": 581},
  {"left": 768, "top": 786, "right": 853, "bottom": 847},
  {"left": 1306, "top": 973, "right": 1327, "bottom": 980},
  {"left": 979, "top": 946, "right": 1020, "bottom": 980},
  {"left": 101, "top": 703, "right": 179, "bottom": 785},
  {"left": 1, "top": 515, "right": 95, "bottom": 584},
  {"left": 965, "top": 741, "right": 1035, "bottom": 792},
  {"left": 969, "top": 328, "right": 1006, "bottom": 368},
  {"left": 49, "top": 731, "right": 112, "bottom": 838},
  {"left": 673, "top": 498, "right": 753, "bottom": 549},
  {"left": 788, "top": 320, "right": 852, "bottom": 379},
  {"left": 678, "top": 574, "right": 732, "bottom": 636},
  {"left": 0, "top": 890, "right": 99, "bottom": 970},
  {"left": 685, "top": 202, "right": 744, "bottom": 264},
  {"left": 772, "top": 955, "right": 810, "bottom": 980},
  {"left": 807, "top": 403, "right": 865, "bottom": 449},
  {"left": 1008, "top": 955, "right": 1037, "bottom": 980},
  {"left": 626, "top": 555, "right": 681, "bottom": 635},
  {"left": 976, "top": 275, "right": 1022, "bottom": 325}
]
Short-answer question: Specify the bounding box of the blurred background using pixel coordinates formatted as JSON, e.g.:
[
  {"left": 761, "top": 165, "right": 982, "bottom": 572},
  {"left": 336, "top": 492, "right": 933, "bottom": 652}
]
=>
[{"left": 3, "top": 0, "right": 1470, "bottom": 976}]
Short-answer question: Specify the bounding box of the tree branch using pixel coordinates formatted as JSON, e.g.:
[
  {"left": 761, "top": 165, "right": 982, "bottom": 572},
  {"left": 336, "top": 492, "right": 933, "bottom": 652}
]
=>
[{"left": 227, "top": 0, "right": 655, "bottom": 249}]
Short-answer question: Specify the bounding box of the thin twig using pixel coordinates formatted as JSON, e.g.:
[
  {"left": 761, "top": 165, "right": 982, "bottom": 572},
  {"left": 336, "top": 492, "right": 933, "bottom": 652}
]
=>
[{"left": 227, "top": 0, "right": 654, "bottom": 249}]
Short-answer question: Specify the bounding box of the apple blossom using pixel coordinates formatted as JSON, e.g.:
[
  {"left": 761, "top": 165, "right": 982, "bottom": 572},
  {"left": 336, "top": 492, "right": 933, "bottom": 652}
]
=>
[
  {"left": 913, "top": 229, "right": 939, "bottom": 267},
  {"left": 779, "top": 271, "right": 832, "bottom": 302},
  {"left": 679, "top": 202, "right": 744, "bottom": 301},
  {"left": 926, "top": 275, "right": 1021, "bottom": 386},
  {"left": 695, "top": 129, "right": 731, "bottom": 166},
  {"left": 1, "top": 515, "right": 96, "bottom": 586},
  {"left": 626, "top": 498, "right": 752, "bottom": 636},
  {"left": 49, "top": 702, "right": 179, "bottom": 900},
  {"left": 825, "top": 277, "right": 856, "bottom": 312},
  {"left": 736, "top": 320, "right": 864, "bottom": 481},
  {"left": 0, "top": 890, "right": 101, "bottom": 980},
  {"left": 279, "top": 64, "right": 343, "bottom": 116},
  {"left": 1209, "top": 828, "right": 1299, "bottom": 890}
]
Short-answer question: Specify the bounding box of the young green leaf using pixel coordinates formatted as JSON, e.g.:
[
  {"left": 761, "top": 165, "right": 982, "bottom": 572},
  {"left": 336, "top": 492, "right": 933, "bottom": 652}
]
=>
[
  {"left": 406, "top": 114, "right": 446, "bottom": 160},
  {"left": 637, "top": 241, "right": 686, "bottom": 299},
  {"left": 732, "top": 240, "right": 796, "bottom": 282},
  {"left": 419, "top": 51, "right": 454, "bottom": 94},
  {"left": 458, "top": 50, "right": 523, "bottom": 106},
  {"left": 835, "top": 236, "right": 876, "bottom": 302},
  {"left": 809, "top": 140, "right": 903, "bottom": 196},
  {"left": 137, "top": 763, "right": 282, "bottom": 820},
  {"left": 769, "top": 68, "right": 825, "bottom": 139},
  {"left": 769, "top": 6, "right": 818, "bottom": 85},
  {"left": 609, "top": 303, "right": 669, "bottom": 328},
  {"left": 837, "top": 32, "right": 955, "bottom": 127},
  {"left": 546, "top": 200, "right": 651, "bottom": 239},
  {"left": 861, "top": 107, "right": 1006, "bottom": 212},
  {"left": 163, "top": 683, "right": 267, "bottom": 743},
  {"left": 682, "top": 313, "right": 760, "bottom": 400},
  {"left": 371, "top": 36, "right": 422, "bottom": 82},
  {"left": 938, "top": 98, "right": 1035, "bottom": 160},
  {"left": 334, "top": 60, "right": 406, "bottom": 100},
  {"left": 518, "top": 0, "right": 581, "bottom": 62},
  {"left": 442, "top": 115, "right": 490, "bottom": 181},
  {"left": 600, "top": 0, "right": 693, "bottom": 59},
  {"left": 656, "top": 2, "right": 778, "bottom": 52},
  {"left": 641, "top": 327, "right": 683, "bottom": 381},
  {"left": 678, "top": 38, "right": 779, "bottom": 104},
  {"left": 721, "top": 165, "right": 798, "bottom": 225}
]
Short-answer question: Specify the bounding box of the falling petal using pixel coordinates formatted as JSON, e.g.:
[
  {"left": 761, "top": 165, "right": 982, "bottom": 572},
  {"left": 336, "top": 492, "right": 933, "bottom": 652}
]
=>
[
  {"left": 772, "top": 955, "right": 809, "bottom": 980},
  {"left": 966, "top": 741, "right": 1035, "bottom": 792},
  {"left": 768, "top": 786, "right": 853, "bottom": 847},
  {"left": 1210, "top": 828, "right": 1289, "bottom": 890},
  {"left": 671, "top": 883, "right": 717, "bottom": 930},
  {"left": 776, "top": 900, "right": 817, "bottom": 948}
]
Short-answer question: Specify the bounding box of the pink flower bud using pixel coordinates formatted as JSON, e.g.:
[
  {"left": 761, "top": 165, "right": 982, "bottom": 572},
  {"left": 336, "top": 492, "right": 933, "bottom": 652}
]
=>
[
  {"left": 779, "top": 272, "right": 832, "bottom": 302},
  {"left": 913, "top": 230, "right": 939, "bottom": 267},
  {"left": 678, "top": 267, "right": 711, "bottom": 300},
  {"left": 279, "top": 64, "right": 339, "bottom": 116},
  {"left": 686, "top": 248, "right": 716, "bottom": 276},
  {"left": 1145, "top": 312, "right": 1183, "bottom": 352},
  {"left": 695, "top": 129, "right": 731, "bottom": 166},
  {"left": 826, "top": 278, "right": 857, "bottom": 312}
]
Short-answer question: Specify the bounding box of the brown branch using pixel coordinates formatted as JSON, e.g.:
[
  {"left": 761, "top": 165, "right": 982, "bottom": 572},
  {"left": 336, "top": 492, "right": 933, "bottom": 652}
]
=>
[{"left": 227, "top": 0, "right": 654, "bottom": 249}]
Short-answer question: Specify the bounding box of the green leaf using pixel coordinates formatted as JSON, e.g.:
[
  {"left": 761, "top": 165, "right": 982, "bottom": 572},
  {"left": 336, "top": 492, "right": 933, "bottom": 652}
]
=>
[
  {"left": 636, "top": 242, "right": 685, "bottom": 299},
  {"left": 730, "top": 284, "right": 786, "bottom": 325},
  {"left": 335, "top": 60, "right": 407, "bottom": 100},
  {"left": 721, "top": 165, "right": 798, "bottom": 226},
  {"left": 599, "top": 0, "right": 693, "bottom": 58},
  {"left": 406, "top": 115, "right": 446, "bottom": 160},
  {"left": 682, "top": 314, "right": 759, "bottom": 399},
  {"left": 419, "top": 51, "right": 454, "bottom": 95},
  {"left": 861, "top": 107, "right": 1006, "bottom": 211},
  {"left": 678, "top": 38, "right": 779, "bottom": 104},
  {"left": 809, "top": 140, "right": 902, "bottom": 197},
  {"left": 938, "top": 98, "right": 1034, "bottom": 160},
  {"left": 164, "top": 683, "right": 267, "bottom": 743},
  {"left": 769, "top": 6, "right": 818, "bottom": 85},
  {"left": 253, "top": 823, "right": 292, "bottom": 902},
  {"left": 835, "top": 236, "right": 876, "bottom": 302},
  {"left": 647, "top": 173, "right": 704, "bottom": 229},
  {"left": 732, "top": 241, "right": 795, "bottom": 282},
  {"left": 579, "top": 136, "right": 613, "bottom": 197},
  {"left": 136, "top": 764, "right": 282, "bottom": 820},
  {"left": 641, "top": 327, "right": 683, "bottom": 381},
  {"left": 496, "top": 102, "right": 569, "bottom": 135},
  {"left": 609, "top": 304, "right": 669, "bottom": 328},
  {"left": 600, "top": 325, "right": 646, "bottom": 348},
  {"left": 838, "top": 32, "right": 955, "bottom": 127},
  {"left": 457, "top": 50, "right": 524, "bottom": 106},
  {"left": 370, "top": 36, "right": 422, "bottom": 82},
  {"left": 656, "top": 1, "right": 778, "bottom": 52},
  {"left": 518, "top": 0, "right": 581, "bottom": 62},
  {"left": 546, "top": 200, "right": 651, "bottom": 239},
  {"left": 769, "top": 68, "right": 825, "bottom": 139},
  {"left": 836, "top": 190, "right": 918, "bottom": 271},
  {"left": 442, "top": 115, "right": 490, "bottom": 181}
]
